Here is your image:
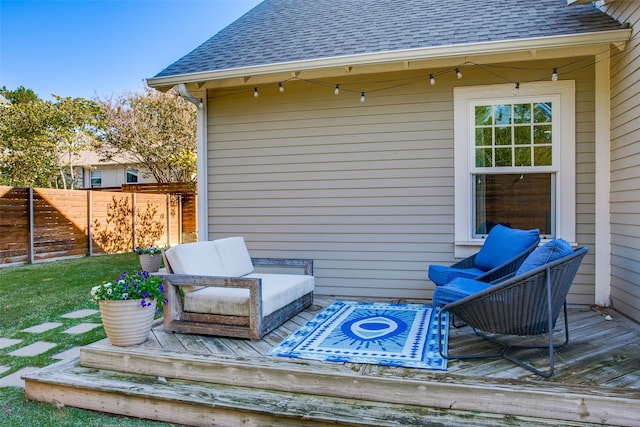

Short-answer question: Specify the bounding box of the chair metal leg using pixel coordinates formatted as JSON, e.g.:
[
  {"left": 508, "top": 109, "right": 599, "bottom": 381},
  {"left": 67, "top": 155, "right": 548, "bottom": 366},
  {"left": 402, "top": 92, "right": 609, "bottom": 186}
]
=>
[{"left": 438, "top": 302, "right": 570, "bottom": 377}]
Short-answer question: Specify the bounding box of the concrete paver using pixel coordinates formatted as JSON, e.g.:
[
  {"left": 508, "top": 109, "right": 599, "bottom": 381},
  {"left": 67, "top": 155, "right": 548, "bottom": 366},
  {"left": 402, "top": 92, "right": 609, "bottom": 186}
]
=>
[
  {"left": 60, "top": 309, "right": 98, "bottom": 319},
  {"left": 52, "top": 346, "right": 81, "bottom": 360},
  {"left": 0, "top": 338, "right": 22, "bottom": 349},
  {"left": 0, "top": 366, "right": 40, "bottom": 388},
  {"left": 63, "top": 323, "right": 102, "bottom": 334},
  {"left": 8, "top": 341, "right": 57, "bottom": 357},
  {"left": 21, "top": 322, "right": 63, "bottom": 333}
]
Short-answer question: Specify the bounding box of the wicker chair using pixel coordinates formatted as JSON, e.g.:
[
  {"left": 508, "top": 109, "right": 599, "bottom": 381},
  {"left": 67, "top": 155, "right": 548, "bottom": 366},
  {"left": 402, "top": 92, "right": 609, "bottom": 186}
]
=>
[
  {"left": 428, "top": 225, "right": 540, "bottom": 287},
  {"left": 437, "top": 246, "right": 588, "bottom": 377}
]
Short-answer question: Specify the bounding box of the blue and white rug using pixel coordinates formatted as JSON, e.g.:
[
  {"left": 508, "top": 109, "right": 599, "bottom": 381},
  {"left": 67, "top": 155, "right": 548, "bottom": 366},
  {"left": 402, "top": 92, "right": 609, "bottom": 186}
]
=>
[{"left": 268, "top": 301, "right": 449, "bottom": 370}]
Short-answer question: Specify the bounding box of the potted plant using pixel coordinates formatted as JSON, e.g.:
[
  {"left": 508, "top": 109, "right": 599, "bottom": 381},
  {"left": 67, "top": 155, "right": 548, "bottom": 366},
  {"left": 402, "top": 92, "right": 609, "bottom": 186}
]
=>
[
  {"left": 134, "top": 245, "right": 164, "bottom": 273},
  {"left": 91, "top": 270, "right": 166, "bottom": 346}
]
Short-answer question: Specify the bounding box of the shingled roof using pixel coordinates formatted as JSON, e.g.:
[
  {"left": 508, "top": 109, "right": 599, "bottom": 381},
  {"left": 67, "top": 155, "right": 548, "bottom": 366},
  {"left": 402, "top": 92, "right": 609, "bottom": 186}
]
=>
[{"left": 154, "top": 0, "right": 623, "bottom": 79}]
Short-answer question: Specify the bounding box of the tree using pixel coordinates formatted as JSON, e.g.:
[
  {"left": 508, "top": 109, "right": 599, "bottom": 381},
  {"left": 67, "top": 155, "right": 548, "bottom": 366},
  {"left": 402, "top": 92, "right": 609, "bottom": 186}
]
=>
[
  {"left": 97, "top": 86, "right": 197, "bottom": 183},
  {"left": 0, "top": 88, "right": 103, "bottom": 189}
]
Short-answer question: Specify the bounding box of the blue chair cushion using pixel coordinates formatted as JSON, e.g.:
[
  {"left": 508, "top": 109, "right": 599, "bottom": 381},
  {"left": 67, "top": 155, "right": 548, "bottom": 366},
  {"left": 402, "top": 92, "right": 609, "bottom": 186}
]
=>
[
  {"left": 428, "top": 265, "right": 485, "bottom": 287},
  {"left": 432, "top": 277, "right": 494, "bottom": 307},
  {"left": 515, "top": 238, "right": 574, "bottom": 275},
  {"left": 474, "top": 225, "right": 540, "bottom": 272}
]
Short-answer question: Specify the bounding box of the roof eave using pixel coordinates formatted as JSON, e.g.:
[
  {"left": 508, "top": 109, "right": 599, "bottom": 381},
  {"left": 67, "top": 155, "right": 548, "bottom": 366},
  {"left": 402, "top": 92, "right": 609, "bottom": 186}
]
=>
[{"left": 147, "top": 29, "right": 631, "bottom": 89}]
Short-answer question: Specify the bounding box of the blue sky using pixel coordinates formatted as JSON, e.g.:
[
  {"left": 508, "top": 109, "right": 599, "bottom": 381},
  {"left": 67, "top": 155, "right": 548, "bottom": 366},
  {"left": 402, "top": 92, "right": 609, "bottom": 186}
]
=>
[{"left": 0, "top": 0, "right": 263, "bottom": 100}]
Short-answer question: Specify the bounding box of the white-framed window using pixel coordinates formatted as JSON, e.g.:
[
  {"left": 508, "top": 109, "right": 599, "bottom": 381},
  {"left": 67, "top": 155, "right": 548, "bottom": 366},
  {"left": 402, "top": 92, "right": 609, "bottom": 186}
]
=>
[
  {"left": 126, "top": 168, "right": 138, "bottom": 183},
  {"left": 90, "top": 170, "right": 102, "bottom": 188},
  {"left": 454, "top": 81, "right": 575, "bottom": 257}
]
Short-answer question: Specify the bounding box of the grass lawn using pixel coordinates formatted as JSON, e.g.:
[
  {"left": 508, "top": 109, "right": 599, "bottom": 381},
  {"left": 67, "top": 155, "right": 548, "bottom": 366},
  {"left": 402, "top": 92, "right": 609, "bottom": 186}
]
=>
[{"left": 0, "top": 254, "right": 179, "bottom": 426}]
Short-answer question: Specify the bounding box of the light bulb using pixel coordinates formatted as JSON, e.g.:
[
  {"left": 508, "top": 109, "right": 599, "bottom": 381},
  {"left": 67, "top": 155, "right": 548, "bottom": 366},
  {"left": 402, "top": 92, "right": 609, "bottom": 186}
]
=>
[
  {"left": 253, "top": 87, "right": 259, "bottom": 98},
  {"left": 552, "top": 68, "right": 558, "bottom": 81},
  {"left": 360, "top": 92, "right": 365, "bottom": 103},
  {"left": 334, "top": 84, "right": 340, "bottom": 95},
  {"left": 278, "top": 82, "right": 284, "bottom": 93},
  {"left": 513, "top": 82, "right": 520, "bottom": 95},
  {"left": 456, "top": 68, "right": 462, "bottom": 79},
  {"left": 429, "top": 74, "right": 435, "bottom": 86}
]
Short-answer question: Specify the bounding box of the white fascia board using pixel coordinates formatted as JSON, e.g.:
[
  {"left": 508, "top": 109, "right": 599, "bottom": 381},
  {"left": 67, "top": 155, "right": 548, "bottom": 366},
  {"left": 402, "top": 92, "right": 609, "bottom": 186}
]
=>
[{"left": 147, "top": 29, "right": 630, "bottom": 88}]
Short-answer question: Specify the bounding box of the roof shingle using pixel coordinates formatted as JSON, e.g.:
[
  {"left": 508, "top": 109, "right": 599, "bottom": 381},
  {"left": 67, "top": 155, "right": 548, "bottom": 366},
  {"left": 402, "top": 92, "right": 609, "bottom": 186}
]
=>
[{"left": 154, "top": 0, "right": 622, "bottom": 78}]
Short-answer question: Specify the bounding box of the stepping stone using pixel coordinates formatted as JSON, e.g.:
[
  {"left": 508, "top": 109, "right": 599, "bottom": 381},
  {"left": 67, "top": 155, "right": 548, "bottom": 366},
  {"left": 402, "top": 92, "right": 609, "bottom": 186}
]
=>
[
  {"left": 52, "top": 346, "right": 81, "bottom": 360},
  {"left": 63, "top": 323, "right": 102, "bottom": 334},
  {"left": 0, "top": 338, "right": 22, "bottom": 349},
  {"left": 0, "top": 366, "right": 40, "bottom": 388},
  {"left": 8, "top": 341, "right": 57, "bottom": 357},
  {"left": 0, "top": 366, "right": 9, "bottom": 375},
  {"left": 21, "top": 322, "right": 63, "bottom": 333},
  {"left": 60, "top": 309, "right": 98, "bottom": 319}
]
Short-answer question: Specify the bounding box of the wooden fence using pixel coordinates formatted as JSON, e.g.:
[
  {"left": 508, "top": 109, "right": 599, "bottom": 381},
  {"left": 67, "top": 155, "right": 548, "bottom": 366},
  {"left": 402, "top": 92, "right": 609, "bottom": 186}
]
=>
[{"left": 0, "top": 186, "right": 185, "bottom": 266}]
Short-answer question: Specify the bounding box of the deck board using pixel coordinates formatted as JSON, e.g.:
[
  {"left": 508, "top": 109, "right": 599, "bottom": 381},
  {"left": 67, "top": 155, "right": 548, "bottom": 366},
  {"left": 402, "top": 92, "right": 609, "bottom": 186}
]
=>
[{"left": 24, "top": 296, "right": 640, "bottom": 426}]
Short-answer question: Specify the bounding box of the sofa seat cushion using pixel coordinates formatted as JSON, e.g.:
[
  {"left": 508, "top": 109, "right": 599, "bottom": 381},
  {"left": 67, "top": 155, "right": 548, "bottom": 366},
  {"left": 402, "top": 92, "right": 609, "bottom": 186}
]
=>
[
  {"left": 432, "top": 277, "right": 494, "bottom": 307},
  {"left": 428, "top": 265, "right": 485, "bottom": 287},
  {"left": 184, "top": 273, "right": 315, "bottom": 317}
]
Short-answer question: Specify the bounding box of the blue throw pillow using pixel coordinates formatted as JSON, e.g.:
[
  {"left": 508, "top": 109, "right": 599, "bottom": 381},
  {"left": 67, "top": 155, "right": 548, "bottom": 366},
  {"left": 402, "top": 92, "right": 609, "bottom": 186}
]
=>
[
  {"left": 474, "top": 225, "right": 540, "bottom": 272},
  {"left": 428, "top": 265, "right": 485, "bottom": 286},
  {"left": 432, "top": 277, "right": 494, "bottom": 307},
  {"left": 515, "top": 238, "right": 574, "bottom": 275}
]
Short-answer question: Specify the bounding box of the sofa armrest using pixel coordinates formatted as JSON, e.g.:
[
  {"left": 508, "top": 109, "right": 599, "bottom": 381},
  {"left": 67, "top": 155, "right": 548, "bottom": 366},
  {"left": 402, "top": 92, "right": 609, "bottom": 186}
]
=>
[
  {"left": 251, "top": 258, "right": 313, "bottom": 275},
  {"left": 164, "top": 274, "right": 263, "bottom": 330}
]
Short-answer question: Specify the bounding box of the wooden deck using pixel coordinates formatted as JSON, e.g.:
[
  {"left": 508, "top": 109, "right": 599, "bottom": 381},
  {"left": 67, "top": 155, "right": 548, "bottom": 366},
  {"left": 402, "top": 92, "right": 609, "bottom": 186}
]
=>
[{"left": 24, "top": 296, "right": 640, "bottom": 426}]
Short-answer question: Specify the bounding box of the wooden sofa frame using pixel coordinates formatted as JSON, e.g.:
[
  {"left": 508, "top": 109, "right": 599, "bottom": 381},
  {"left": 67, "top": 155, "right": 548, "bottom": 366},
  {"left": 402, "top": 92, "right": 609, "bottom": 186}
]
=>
[{"left": 163, "top": 257, "right": 313, "bottom": 340}]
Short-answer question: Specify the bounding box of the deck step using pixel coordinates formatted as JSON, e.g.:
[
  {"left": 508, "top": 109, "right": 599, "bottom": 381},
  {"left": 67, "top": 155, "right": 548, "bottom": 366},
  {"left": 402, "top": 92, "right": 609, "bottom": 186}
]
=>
[{"left": 24, "top": 357, "right": 602, "bottom": 427}]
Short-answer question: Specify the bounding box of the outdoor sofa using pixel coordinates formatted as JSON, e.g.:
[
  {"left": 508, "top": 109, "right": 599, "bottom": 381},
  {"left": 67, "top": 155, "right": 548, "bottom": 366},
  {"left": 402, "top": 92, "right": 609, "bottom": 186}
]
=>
[{"left": 162, "top": 237, "right": 314, "bottom": 340}]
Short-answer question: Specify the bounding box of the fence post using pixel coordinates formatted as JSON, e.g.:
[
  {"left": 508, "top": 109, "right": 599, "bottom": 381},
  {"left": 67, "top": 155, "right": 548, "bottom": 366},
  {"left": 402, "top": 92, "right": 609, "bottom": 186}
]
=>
[
  {"left": 28, "top": 187, "right": 35, "bottom": 264},
  {"left": 166, "top": 194, "right": 171, "bottom": 248},
  {"left": 87, "top": 190, "right": 93, "bottom": 256},
  {"left": 132, "top": 193, "right": 137, "bottom": 251}
]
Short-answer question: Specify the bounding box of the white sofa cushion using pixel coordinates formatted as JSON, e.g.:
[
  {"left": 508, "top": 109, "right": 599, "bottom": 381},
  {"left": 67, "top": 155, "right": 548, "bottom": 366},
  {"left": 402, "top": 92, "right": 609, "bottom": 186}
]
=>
[
  {"left": 183, "top": 273, "right": 315, "bottom": 317},
  {"left": 213, "top": 236, "right": 254, "bottom": 277},
  {"left": 165, "top": 241, "right": 227, "bottom": 292}
]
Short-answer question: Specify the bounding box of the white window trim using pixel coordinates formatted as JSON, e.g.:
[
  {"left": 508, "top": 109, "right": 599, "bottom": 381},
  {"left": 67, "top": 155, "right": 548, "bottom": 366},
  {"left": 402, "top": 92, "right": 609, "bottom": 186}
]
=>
[{"left": 453, "top": 81, "right": 576, "bottom": 258}]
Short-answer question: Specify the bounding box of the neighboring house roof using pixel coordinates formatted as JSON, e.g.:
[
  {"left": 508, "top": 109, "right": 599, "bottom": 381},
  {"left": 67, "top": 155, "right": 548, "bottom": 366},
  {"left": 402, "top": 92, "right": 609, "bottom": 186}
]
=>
[
  {"left": 70, "top": 150, "right": 140, "bottom": 167},
  {"left": 152, "top": 0, "right": 624, "bottom": 83}
]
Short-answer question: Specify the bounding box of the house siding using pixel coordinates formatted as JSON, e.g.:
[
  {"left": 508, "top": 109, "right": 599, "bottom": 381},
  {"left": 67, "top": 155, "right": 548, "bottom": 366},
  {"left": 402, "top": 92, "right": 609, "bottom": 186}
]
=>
[
  {"left": 206, "top": 61, "right": 596, "bottom": 302},
  {"left": 601, "top": 0, "right": 640, "bottom": 321}
]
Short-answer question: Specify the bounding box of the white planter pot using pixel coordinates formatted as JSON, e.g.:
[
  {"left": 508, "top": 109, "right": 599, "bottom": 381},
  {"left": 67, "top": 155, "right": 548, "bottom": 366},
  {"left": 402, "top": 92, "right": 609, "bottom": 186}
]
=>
[
  {"left": 99, "top": 299, "right": 156, "bottom": 346},
  {"left": 139, "top": 254, "right": 162, "bottom": 273}
]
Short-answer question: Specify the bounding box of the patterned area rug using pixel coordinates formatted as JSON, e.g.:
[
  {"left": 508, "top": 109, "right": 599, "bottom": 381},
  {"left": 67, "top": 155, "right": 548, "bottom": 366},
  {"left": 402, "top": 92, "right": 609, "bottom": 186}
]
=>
[{"left": 268, "top": 301, "right": 449, "bottom": 370}]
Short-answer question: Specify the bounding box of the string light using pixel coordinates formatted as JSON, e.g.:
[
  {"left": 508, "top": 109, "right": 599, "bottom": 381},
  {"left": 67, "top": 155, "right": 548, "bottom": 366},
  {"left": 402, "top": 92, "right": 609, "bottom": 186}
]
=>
[
  {"left": 253, "top": 87, "right": 259, "bottom": 98},
  {"left": 513, "top": 82, "right": 520, "bottom": 95},
  {"left": 278, "top": 82, "right": 284, "bottom": 92},
  {"left": 360, "top": 92, "right": 365, "bottom": 103},
  {"left": 429, "top": 74, "right": 436, "bottom": 86},
  {"left": 334, "top": 84, "right": 340, "bottom": 95},
  {"left": 552, "top": 68, "right": 558, "bottom": 81},
  {"left": 456, "top": 68, "right": 463, "bottom": 79}
]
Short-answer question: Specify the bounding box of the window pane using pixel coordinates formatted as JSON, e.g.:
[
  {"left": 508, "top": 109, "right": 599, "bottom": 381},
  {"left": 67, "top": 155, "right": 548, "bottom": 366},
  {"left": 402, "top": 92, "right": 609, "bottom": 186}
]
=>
[
  {"left": 476, "top": 148, "right": 493, "bottom": 167},
  {"left": 474, "top": 173, "right": 552, "bottom": 236},
  {"left": 494, "top": 105, "right": 511, "bottom": 125},
  {"left": 495, "top": 148, "right": 511, "bottom": 166},
  {"left": 534, "top": 146, "right": 552, "bottom": 166},
  {"left": 126, "top": 168, "right": 138, "bottom": 183},
  {"left": 475, "top": 128, "right": 492, "bottom": 146},
  {"left": 514, "top": 126, "right": 530, "bottom": 145},
  {"left": 495, "top": 126, "right": 511, "bottom": 145},
  {"left": 534, "top": 102, "right": 552, "bottom": 123},
  {"left": 475, "top": 106, "right": 493, "bottom": 126},
  {"left": 514, "top": 147, "right": 531, "bottom": 166},
  {"left": 534, "top": 125, "right": 552, "bottom": 144},
  {"left": 513, "top": 104, "right": 531, "bottom": 124}
]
